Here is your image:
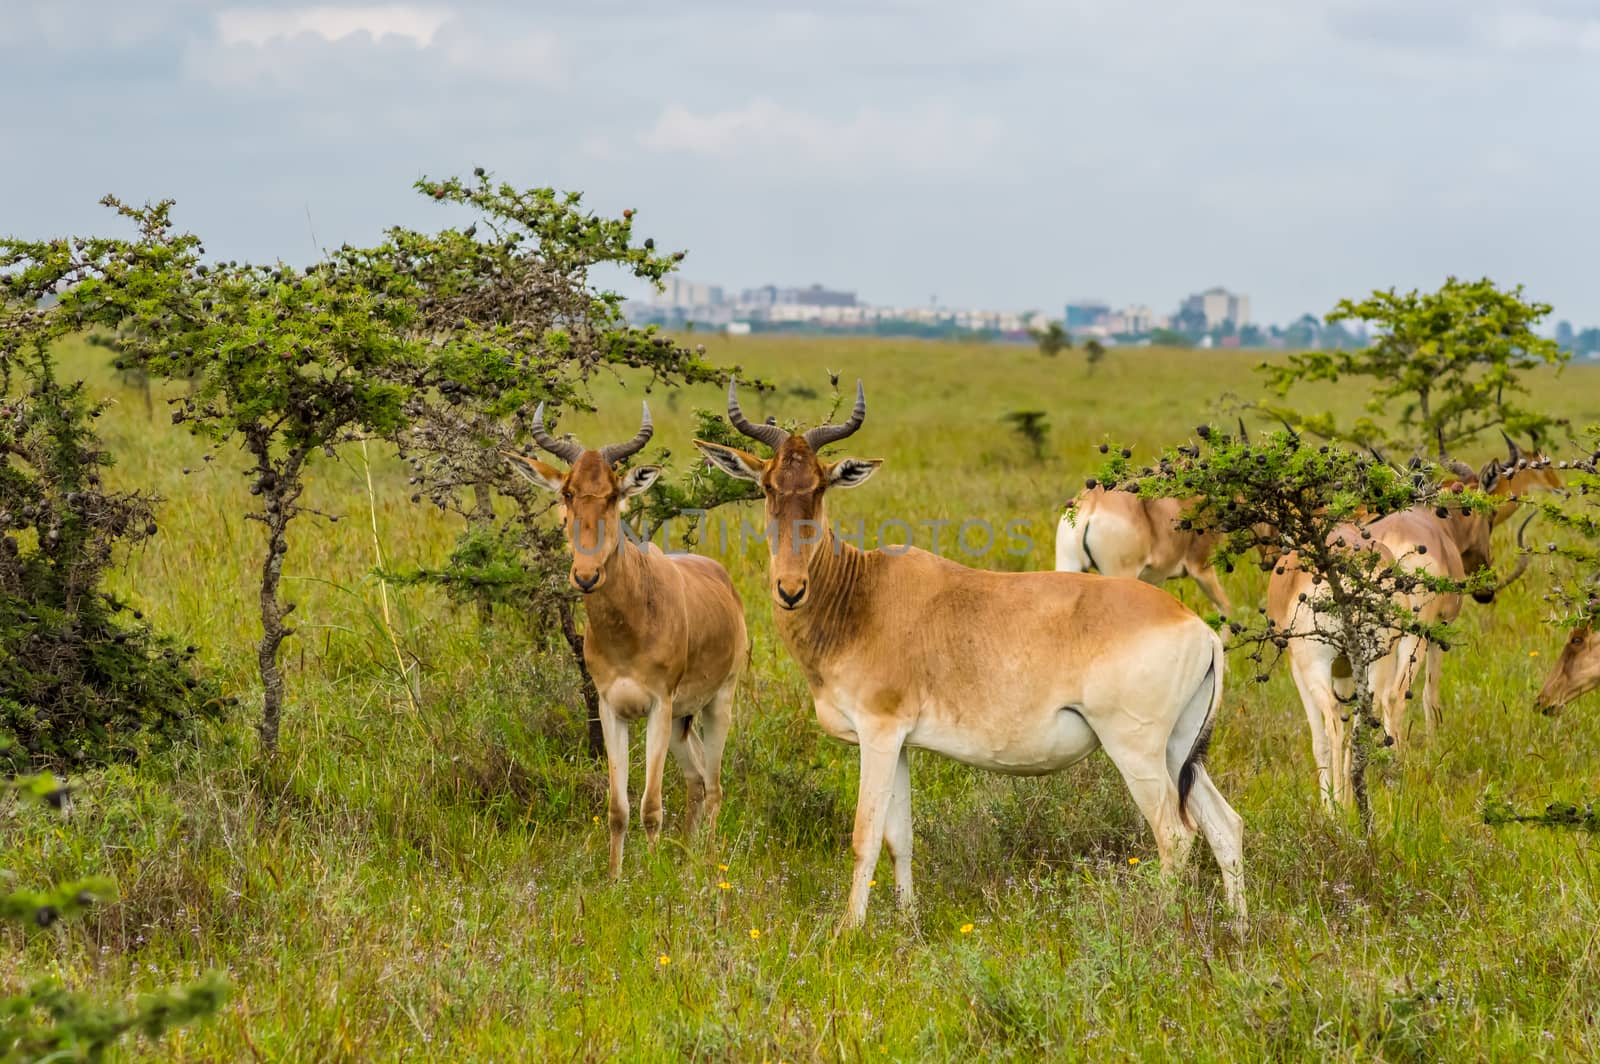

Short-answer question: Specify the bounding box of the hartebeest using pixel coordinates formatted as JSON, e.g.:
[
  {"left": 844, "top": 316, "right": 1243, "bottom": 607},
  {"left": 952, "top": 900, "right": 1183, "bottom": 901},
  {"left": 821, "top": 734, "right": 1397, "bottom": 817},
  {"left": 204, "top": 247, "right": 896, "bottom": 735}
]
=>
[
  {"left": 1535, "top": 625, "right": 1600, "bottom": 714},
  {"left": 1365, "top": 460, "right": 1529, "bottom": 743},
  {"left": 696, "top": 382, "right": 1246, "bottom": 928},
  {"left": 506, "top": 403, "right": 748, "bottom": 877},
  {"left": 1056, "top": 488, "right": 1233, "bottom": 615},
  {"left": 1482, "top": 432, "right": 1563, "bottom": 528},
  {"left": 1267, "top": 526, "right": 1413, "bottom": 807}
]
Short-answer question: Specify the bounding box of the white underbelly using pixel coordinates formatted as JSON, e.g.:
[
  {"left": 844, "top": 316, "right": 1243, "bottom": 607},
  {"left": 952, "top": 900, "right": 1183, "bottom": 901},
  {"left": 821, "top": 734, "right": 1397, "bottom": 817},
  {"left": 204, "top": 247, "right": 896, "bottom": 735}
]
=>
[{"left": 908, "top": 706, "right": 1101, "bottom": 776}]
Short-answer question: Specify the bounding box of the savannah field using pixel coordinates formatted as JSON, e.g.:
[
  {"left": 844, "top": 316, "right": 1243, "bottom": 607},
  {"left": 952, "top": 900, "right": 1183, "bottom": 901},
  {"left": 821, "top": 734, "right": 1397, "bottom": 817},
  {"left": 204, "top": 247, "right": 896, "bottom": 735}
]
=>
[{"left": 6, "top": 334, "right": 1600, "bottom": 1062}]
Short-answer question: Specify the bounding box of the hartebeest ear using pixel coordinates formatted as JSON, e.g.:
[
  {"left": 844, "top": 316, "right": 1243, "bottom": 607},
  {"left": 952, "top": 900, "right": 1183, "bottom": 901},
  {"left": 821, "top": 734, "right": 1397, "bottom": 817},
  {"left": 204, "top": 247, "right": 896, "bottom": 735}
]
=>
[
  {"left": 502, "top": 450, "right": 566, "bottom": 493},
  {"left": 827, "top": 457, "right": 882, "bottom": 489},
  {"left": 620, "top": 464, "right": 663, "bottom": 497},
  {"left": 693, "top": 440, "right": 768, "bottom": 482}
]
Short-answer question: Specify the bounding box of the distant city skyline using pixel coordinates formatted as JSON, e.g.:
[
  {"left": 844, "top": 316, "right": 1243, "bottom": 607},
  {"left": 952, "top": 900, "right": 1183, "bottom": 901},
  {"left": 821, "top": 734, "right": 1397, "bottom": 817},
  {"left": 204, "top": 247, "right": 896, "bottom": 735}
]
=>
[{"left": 5, "top": 3, "right": 1600, "bottom": 325}]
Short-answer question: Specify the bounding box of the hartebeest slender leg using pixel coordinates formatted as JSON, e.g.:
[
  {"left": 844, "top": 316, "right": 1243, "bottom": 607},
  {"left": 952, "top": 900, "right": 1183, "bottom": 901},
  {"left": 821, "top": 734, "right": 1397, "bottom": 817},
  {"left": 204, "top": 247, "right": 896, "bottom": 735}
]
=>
[
  {"left": 1422, "top": 641, "right": 1445, "bottom": 735},
  {"left": 640, "top": 698, "right": 675, "bottom": 846},
  {"left": 1099, "top": 727, "right": 1191, "bottom": 875},
  {"left": 1180, "top": 764, "right": 1248, "bottom": 928},
  {"left": 1188, "top": 566, "right": 1234, "bottom": 618},
  {"left": 697, "top": 682, "right": 735, "bottom": 835},
  {"left": 881, "top": 746, "right": 915, "bottom": 912},
  {"left": 1369, "top": 642, "right": 1408, "bottom": 754},
  {"left": 1289, "top": 651, "right": 1340, "bottom": 810},
  {"left": 668, "top": 714, "right": 708, "bottom": 836},
  {"left": 599, "top": 700, "right": 631, "bottom": 879},
  {"left": 844, "top": 723, "right": 909, "bottom": 929}
]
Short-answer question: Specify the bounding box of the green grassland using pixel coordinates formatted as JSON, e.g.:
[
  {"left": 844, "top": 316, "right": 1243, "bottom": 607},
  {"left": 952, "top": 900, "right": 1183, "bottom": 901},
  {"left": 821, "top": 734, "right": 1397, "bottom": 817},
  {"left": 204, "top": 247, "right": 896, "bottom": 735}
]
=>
[{"left": 6, "top": 336, "right": 1600, "bottom": 1061}]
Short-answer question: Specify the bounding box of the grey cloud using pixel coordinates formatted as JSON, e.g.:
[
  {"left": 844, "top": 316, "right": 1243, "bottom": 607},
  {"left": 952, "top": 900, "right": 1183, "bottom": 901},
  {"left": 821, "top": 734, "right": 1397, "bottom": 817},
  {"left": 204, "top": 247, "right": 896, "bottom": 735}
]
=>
[{"left": 3, "top": 0, "right": 1598, "bottom": 325}]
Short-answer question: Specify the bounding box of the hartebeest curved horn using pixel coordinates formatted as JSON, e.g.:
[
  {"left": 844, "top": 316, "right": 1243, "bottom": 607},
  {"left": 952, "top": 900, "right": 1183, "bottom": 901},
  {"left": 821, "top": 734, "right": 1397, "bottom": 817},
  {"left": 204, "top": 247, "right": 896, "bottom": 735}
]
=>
[
  {"left": 803, "top": 379, "right": 867, "bottom": 450},
  {"left": 1500, "top": 430, "right": 1523, "bottom": 467},
  {"left": 531, "top": 402, "right": 584, "bottom": 464},
  {"left": 599, "top": 402, "right": 653, "bottom": 465},
  {"left": 727, "top": 379, "right": 789, "bottom": 450}
]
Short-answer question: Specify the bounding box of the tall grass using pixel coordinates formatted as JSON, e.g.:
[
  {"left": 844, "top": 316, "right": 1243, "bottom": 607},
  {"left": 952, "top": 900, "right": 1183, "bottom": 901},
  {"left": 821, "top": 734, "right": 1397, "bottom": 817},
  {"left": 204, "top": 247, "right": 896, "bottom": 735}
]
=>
[{"left": 3, "top": 336, "right": 1599, "bottom": 1060}]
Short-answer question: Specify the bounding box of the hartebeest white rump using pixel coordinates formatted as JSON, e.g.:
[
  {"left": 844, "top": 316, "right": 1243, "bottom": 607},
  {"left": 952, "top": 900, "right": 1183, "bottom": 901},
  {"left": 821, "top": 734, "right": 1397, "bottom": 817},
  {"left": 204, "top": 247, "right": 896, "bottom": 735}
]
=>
[
  {"left": 696, "top": 382, "right": 1246, "bottom": 928},
  {"left": 1267, "top": 525, "right": 1410, "bottom": 808},
  {"left": 506, "top": 403, "right": 748, "bottom": 877},
  {"left": 1056, "top": 488, "right": 1233, "bottom": 615},
  {"left": 1535, "top": 625, "right": 1600, "bottom": 714}
]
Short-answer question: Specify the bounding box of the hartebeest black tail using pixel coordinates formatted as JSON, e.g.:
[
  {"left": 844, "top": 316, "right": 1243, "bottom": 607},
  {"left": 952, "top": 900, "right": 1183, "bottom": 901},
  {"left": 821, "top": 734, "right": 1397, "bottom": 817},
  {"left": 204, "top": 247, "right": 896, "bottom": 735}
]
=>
[{"left": 1175, "top": 634, "right": 1224, "bottom": 829}]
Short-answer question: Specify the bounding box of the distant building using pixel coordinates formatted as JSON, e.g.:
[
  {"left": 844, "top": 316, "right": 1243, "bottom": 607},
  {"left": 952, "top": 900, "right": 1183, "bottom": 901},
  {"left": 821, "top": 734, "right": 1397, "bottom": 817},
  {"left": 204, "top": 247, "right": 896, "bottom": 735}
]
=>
[
  {"left": 781, "top": 283, "right": 856, "bottom": 308},
  {"left": 1556, "top": 320, "right": 1575, "bottom": 348},
  {"left": 653, "top": 278, "right": 723, "bottom": 309},
  {"left": 1064, "top": 301, "right": 1110, "bottom": 330},
  {"left": 1109, "top": 304, "right": 1165, "bottom": 335},
  {"left": 1179, "top": 287, "right": 1250, "bottom": 332}
]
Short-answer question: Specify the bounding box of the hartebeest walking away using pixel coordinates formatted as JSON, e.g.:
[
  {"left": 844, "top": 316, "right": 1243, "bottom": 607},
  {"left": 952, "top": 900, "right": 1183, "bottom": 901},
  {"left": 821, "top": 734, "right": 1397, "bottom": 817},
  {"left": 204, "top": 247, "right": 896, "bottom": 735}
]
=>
[
  {"left": 1056, "top": 488, "right": 1233, "bottom": 615},
  {"left": 696, "top": 381, "right": 1246, "bottom": 929},
  {"left": 506, "top": 403, "right": 748, "bottom": 877}
]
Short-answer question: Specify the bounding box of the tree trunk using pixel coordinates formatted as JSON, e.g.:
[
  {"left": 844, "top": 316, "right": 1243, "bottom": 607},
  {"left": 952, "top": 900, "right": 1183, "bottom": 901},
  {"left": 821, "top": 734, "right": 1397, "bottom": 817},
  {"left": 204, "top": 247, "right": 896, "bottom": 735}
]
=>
[
  {"left": 251, "top": 442, "right": 306, "bottom": 755},
  {"left": 256, "top": 511, "right": 291, "bottom": 752},
  {"left": 556, "top": 597, "right": 604, "bottom": 759},
  {"left": 470, "top": 482, "right": 496, "bottom": 627},
  {"left": 1348, "top": 653, "right": 1375, "bottom": 833}
]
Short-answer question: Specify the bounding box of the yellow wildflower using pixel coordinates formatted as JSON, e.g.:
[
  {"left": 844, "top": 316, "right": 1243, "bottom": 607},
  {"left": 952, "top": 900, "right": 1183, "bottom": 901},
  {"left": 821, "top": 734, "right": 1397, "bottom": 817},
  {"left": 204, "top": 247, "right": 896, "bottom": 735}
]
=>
[
  {"left": 658, "top": 954, "right": 670, "bottom": 966},
  {"left": 718, "top": 863, "right": 729, "bottom": 871},
  {"left": 718, "top": 881, "right": 732, "bottom": 890},
  {"left": 749, "top": 928, "right": 761, "bottom": 940},
  {"left": 1128, "top": 857, "right": 1141, "bottom": 866},
  {"left": 1530, "top": 650, "right": 1540, "bottom": 657},
  {"left": 959, "top": 923, "right": 974, "bottom": 934}
]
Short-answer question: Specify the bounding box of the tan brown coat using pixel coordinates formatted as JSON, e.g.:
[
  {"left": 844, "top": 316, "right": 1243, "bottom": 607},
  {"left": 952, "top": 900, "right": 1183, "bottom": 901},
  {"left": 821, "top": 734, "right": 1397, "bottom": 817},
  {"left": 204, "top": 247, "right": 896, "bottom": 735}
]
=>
[
  {"left": 697, "top": 382, "right": 1246, "bottom": 929},
  {"left": 508, "top": 404, "right": 747, "bottom": 876}
]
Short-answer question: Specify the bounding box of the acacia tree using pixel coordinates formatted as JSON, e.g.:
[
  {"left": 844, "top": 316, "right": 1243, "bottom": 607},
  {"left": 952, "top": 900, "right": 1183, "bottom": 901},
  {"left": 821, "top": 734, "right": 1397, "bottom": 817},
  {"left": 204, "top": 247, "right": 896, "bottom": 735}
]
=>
[
  {"left": 5, "top": 197, "right": 432, "bottom": 752},
  {"left": 1084, "top": 337, "right": 1107, "bottom": 374},
  {"left": 1096, "top": 428, "right": 1479, "bottom": 828},
  {"left": 1033, "top": 321, "right": 1070, "bottom": 357},
  {"left": 0, "top": 231, "right": 223, "bottom": 770},
  {"left": 344, "top": 172, "right": 741, "bottom": 755},
  {"left": 1261, "top": 277, "right": 1567, "bottom": 455}
]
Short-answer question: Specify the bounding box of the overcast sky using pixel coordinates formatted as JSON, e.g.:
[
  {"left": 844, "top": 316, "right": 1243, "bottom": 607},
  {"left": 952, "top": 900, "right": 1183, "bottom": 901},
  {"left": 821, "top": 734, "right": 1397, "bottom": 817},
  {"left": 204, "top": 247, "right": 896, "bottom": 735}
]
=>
[{"left": 4, "top": 2, "right": 1597, "bottom": 324}]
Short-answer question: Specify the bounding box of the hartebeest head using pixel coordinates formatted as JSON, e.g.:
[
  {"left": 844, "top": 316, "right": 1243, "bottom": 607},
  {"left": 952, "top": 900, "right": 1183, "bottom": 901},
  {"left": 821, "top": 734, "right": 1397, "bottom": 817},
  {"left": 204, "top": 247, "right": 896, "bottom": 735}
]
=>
[
  {"left": 1438, "top": 458, "right": 1531, "bottom": 604},
  {"left": 1535, "top": 626, "right": 1600, "bottom": 715},
  {"left": 694, "top": 380, "right": 880, "bottom": 610},
  {"left": 1481, "top": 432, "right": 1563, "bottom": 528},
  {"left": 503, "top": 403, "right": 660, "bottom": 593}
]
